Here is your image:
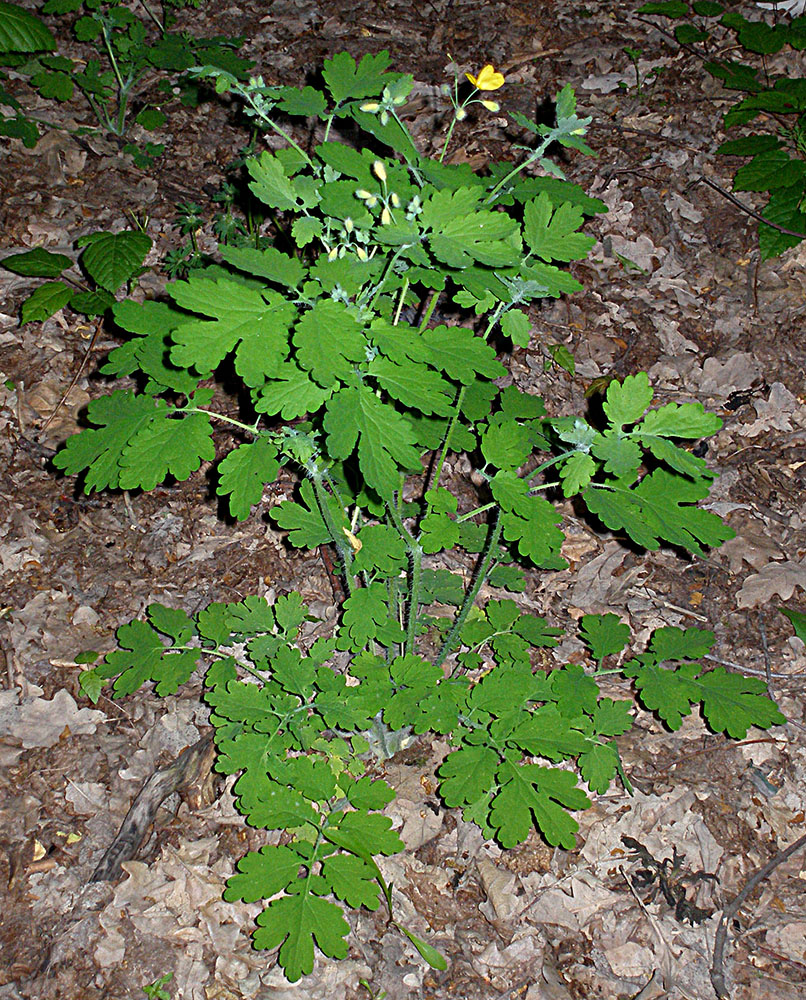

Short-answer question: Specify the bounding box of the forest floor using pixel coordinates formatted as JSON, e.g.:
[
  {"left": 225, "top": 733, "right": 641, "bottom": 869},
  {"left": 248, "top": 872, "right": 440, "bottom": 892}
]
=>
[{"left": 1, "top": 1, "right": 805, "bottom": 998}]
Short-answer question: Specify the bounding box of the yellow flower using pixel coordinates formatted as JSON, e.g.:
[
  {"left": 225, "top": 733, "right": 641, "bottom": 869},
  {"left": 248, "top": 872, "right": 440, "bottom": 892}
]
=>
[{"left": 465, "top": 64, "right": 505, "bottom": 92}]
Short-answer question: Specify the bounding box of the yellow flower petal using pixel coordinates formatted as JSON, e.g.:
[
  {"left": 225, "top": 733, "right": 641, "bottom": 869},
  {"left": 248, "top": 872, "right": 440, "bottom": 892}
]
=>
[{"left": 465, "top": 64, "right": 505, "bottom": 92}]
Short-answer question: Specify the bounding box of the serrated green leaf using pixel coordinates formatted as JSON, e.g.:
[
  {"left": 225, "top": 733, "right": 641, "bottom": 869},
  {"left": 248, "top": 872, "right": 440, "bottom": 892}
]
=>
[
  {"left": 583, "top": 469, "right": 734, "bottom": 556},
  {"left": 293, "top": 299, "right": 366, "bottom": 387},
  {"left": 255, "top": 360, "right": 332, "bottom": 420},
  {"left": 523, "top": 193, "right": 595, "bottom": 262},
  {"left": 559, "top": 450, "right": 597, "bottom": 494},
  {"left": 625, "top": 656, "right": 701, "bottom": 730},
  {"left": 53, "top": 390, "right": 160, "bottom": 491},
  {"left": 170, "top": 277, "right": 296, "bottom": 384},
  {"left": 271, "top": 479, "right": 347, "bottom": 548},
  {"left": 327, "top": 810, "right": 405, "bottom": 857},
  {"left": 147, "top": 603, "right": 195, "bottom": 644},
  {"left": 253, "top": 890, "right": 349, "bottom": 982},
  {"left": 439, "top": 745, "right": 499, "bottom": 806},
  {"left": 247, "top": 151, "right": 300, "bottom": 210},
  {"left": 697, "top": 667, "right": 785, "bottom": 737},
  {"left": 79, "top": 231, "right": 151, "bottom": 293},
  {"left": 118, "top": 406, "right": 214, "bottom": 490},
  {"left": 275, "top": 84, "right": 327, "bottom": 117},
  {"left": 481, "top": 419, "right": 533, "bottom": 470},
  {"left": 350, "top": 523, "right": 408, "bottom": 575},
  {"left": 224, "top": 843, "right": 304, "bottom": 902},
  {"left": 580, "top": 613, "right": 630, "bottom": 661},
  {"left": 549, "top": 663, "right": 600, "bottom": 717},
  {"left": 592, "top": 698, "right": 633, "bottom": 736},
  {"left": 489, "top": 761, "right": 588, "bottom": 849},
  {"left": 104, "top": 618, "right": 199, "bottom": 697},
  {"left": 324, "top": 385, "right": 423, "bottom": 498},
  {"left": 649, "top": 625, "right": 714, "bottom": 661},
  {"left": 420, "top": 324, "right": 506, "bottom": 383},
  {"left": 337, "top": 582, "right": 404, "bottom": 650},
  {"left": 217, "top": 438, "right": 280, "bottom": 520},
  {"left": 322, "top": 49, "right": 394, "bottom": 105},
  {"left": 500, "top": 309, "right": 532, "bottom": 347},
  {"left": 579, "top": 741, "right": 620, "bottom": 793},
  {"left": 3, "top": 247, "right": 71, "bottom": 277},
  {"left": 20, "top": 281, "right": 72, "bottom": 323},
  {"left": 322, "top": 853, "right": 382, "bottom": 910},
  {"left": 218, "top": 244, "right": 304, "bottom": 289},
  {"left": 603, "top": 372, "right": 653, "bottom": 429},
  {"left": 369, "top": 356, "right": 454, "bottom": 416},
  {"left": 507, "top": 705, "right": 588, "bottom": 760}
]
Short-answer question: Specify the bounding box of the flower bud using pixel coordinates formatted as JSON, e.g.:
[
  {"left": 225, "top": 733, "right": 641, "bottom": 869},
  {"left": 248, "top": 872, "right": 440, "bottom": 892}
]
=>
[
  {"left": 355, "top": 246, "right": 368, "bottom": 261},
  {"left": 356, "top": 188, "right": 373, "bottom": 200},
  {"left": 455, "top": 106, "right": 467, "bottom": 121},
  {"left": 344, "top": 217, "right": 354, "bottom": 233},
  {"left": 327, "top": 247, "right": 338, "bottom": 261},
  {"left": 360, "top": 101, "right": 379, "bottom": 113},
  {"left": 390, "top": 192, "right": 400, "bottom": 208},
  {"left": 373, "top": 160, "right": 387, "bottom": 182},
  {"left": 381, "top": 206, "right": 392, "bottom": 225},
  {"left": 480, "top": 99, "right": 500, "bottom": 112}
]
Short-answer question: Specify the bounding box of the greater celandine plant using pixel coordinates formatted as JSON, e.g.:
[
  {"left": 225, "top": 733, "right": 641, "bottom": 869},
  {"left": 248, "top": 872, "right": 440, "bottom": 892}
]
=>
[{"left": 56, "top": 53, "right": 784, "bottom": 981}]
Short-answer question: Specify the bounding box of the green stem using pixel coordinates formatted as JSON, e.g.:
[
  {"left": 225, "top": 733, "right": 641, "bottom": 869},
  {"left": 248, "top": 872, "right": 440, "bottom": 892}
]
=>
[
  {"left": 430, "top": 385, "right": 465, "bottom": 493},
  {"left": 368, "top": 245, "right": 411, "bottom": 313},
  {"left": 434, "top": 509, "right": 503, "bottom": 671},
  {"left": 310, "top": 471, "right": 353, "bottom": 596},
  {"left": 417, "top": 290, "right": 441, "bottom": 331},
  {"left": 242, "top": 90, "right": 314, "bottom": 167},
  {"left": 386, "top": 502, "right": 422, "bottom": 656},
  {"left": 393, "top": 277, "right": 409, "bottom": 325},
  {"left": 136, "top": 0, "right": 164, "bottom": 33},
  {"left": 185, "top": 407, "right": 263, "bottom": 437}
]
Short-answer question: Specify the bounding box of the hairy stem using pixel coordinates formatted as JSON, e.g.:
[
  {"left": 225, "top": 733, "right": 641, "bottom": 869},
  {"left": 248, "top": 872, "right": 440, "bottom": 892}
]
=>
[
  {"left": 434, "top": 509, "right": 502, "bottom": 671},
  {"left": 309, "top": 471, "right": 353, "bottom": 597},
  {"left": 386, "top": 501, "right": 422, "bottom": 656}
]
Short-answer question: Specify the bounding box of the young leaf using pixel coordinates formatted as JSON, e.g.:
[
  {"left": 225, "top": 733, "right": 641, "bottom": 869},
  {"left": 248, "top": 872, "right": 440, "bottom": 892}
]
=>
[{"left": 603, "top": 372, "right": 654, "bottom": 429}]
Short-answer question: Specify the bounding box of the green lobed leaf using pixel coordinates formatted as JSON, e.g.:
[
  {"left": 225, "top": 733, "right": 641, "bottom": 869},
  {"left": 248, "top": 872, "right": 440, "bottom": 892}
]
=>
[
  {"left": 253, "top": 889, "right": 349, "bottom": 982},
  {"left": 294, "top": 299, "right": 366, "bottom": 387},
  {"left": 324, "top": 385, "right": 423, "bottom": 498},
  {"left": 271, "top": 479, "right": 347, "bottom": 549},
  {"left": 583, "top": 469, "right": 734, "bottom": 556},
  {"left": 523, "top": 193, "right": 596, "bottom": 263},
  {"left": 580, "top": 613, "right": 631, "bottom": 661},
  {"left": 217, "top": 438, "right": 280, "bottom": 521},
  {"left": 322, "top": 49, "right": 394, "bottom": 105},
  {"left": 247, "top": 151, "right": 300, "bottom": 211},
  {"left": 53, "top": 390, "right": 160, "bottom": 491},
  {"left": 118, "top": 406, "right": 214, "bottom": 491},
  {"left": 171, "top": 277, "right": 296, "bottom": 384},
  {"left": 489, "top": 761, "right": 589, "bottom": 849},
  {"left": 603, "top": 372, "right": 654, "bottom": 429}
]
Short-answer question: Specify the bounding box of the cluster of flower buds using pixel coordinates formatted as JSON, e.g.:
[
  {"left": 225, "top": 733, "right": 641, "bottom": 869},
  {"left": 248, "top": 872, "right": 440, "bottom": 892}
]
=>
[
  {"left": 355, "top": 160, "right": 402, "bottom": 227},
  {"left": 324, "top": 216, "right": 372, "bottom": 261}
]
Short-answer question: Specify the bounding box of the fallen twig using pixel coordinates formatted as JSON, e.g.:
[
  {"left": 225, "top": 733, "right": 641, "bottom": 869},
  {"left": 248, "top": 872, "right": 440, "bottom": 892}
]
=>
[{"left": 710, "top": 831, "right": 806, "bottom": 997}]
